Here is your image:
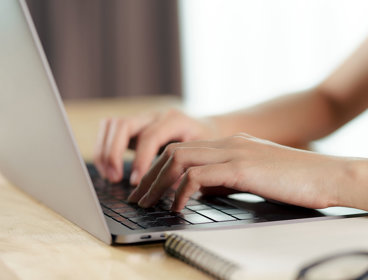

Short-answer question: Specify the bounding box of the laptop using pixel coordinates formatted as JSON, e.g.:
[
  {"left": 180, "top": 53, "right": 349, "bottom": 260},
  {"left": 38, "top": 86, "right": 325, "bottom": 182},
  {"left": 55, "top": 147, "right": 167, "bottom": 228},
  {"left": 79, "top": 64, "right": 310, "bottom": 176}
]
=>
[{"left": 0, "top": 0, "right": 365, "bottom": 244}]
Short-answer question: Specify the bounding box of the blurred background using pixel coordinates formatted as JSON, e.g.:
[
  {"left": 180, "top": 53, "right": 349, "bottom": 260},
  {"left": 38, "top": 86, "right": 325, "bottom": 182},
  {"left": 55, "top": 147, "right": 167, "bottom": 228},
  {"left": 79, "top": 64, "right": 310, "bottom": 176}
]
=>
[
  {"left": 26, "top": 0, "right": 182, "bottom": 99},
  {"left": 26, "top": 0, "right": 368, "bottom": 157}
]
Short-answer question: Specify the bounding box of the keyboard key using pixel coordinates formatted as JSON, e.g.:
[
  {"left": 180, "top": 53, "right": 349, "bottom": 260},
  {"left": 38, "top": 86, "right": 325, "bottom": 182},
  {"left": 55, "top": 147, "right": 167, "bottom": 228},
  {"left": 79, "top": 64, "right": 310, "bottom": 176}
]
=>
[
  {"left": 112, "top": 216, "right": 143, "bottom": 230},
  {"left": 102, "top": 209, "right": 116, "bottom": 217},
  {"left": 110, "top": 212, "right": 122, "bottom": 219},
  {"left": 124, "top": 203, "right": 141, "bottom": 210},
  {"left": 113, "top": 207, "right": 137, "bottom": 214},
  {"left": 185, "top": 199, "right": 202, "bottom": 206},
  {"left": 96, "top": 193, "right": 110, "bottom": 200},
  {"left": 138, "top": 221, "right": 165, "bottom": 229},
  {"left": 199, "top": 197, "right": 237, "bottom": 210},
  {"left": 177, "top": 208, "right": 194, "bottom": 215},
  {"left": 232, "top": 213, "right": 253, "bottom": 220},
  {"left": 186, "top": 204, "right": 212, "bottom": 211},
  {"left": 221, "top": 209, "right": 251, "bottom": 215},
  {"left": 180, "top": 213, "right": 213, "bottom": 224},
  {"left": 110, "top": 194, "right": 129, "bottom": 201},
  {"left": 112, "top": 215, "right": 130, "bottom": 223},
  {"left": 146, "top": 212, "right": 172, "bottom": 218},
  {"left": 158, "top": 203, "right": 172, "bottom": 211},
  {"left": 108, "top": 189, "right": 127, "bottom": 196},
  {"left": 121, "top": 212, "right": 140, "bottom": 218},
  {"left": 197, "top": 209, "right": 236, "bottom": 222},
  {"left": 102, "top": 201, "right": 128, "bottom": 209},
  {"left": 211, "top": 204, "right": 237, "bottom": 211},
  {"left": 142, "top": 207, "right": 163, "bottom": 213},
  {"left": 156, "top": 217, "right": 189, "bottom": 226},
  {"left": 121, "top": 221, "right": 142, "bottom": 230},
  {"left": 130, "top": 208, "right": 149, "bottom": 215},
  {"left": 129, "top": 216, "right": 155, "bottom": 224}
]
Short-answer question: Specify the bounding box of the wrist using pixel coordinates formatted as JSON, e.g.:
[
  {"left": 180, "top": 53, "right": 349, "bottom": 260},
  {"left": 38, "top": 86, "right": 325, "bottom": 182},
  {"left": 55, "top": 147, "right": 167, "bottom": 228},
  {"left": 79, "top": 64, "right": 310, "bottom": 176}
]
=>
[{"left": 337, "top": 158, "right": 368, "bottom": 210}]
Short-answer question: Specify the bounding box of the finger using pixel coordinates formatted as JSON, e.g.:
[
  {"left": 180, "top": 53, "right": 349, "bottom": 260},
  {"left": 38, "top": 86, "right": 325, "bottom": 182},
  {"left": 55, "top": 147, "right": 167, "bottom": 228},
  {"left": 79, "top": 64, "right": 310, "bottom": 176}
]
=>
[
  {"left": 103, "top": 119, "right": 130, "bottom": 182},
  {"left": 127, "top": 144, "right": 176, "bottom": 202},
  {"left": 98, "top": 115, "right": 155, "bottom": 183},
  {"left": 171, "top": 163, "right": 236, "bottom": 211},
  {"left": 131, "top": 118, "right": 225, "bottom": 186},
  {"left": 127, "top": 140, "right": 223, "bottom": 203},
  {"left": 136, "top": 147, "right": 231, "bottom": 208},
  {"left": 93, "top": 118, "right": 112, "bottom": 178},
  {"left": 130, "top": 117, "right": 186, "bottom": 185}
]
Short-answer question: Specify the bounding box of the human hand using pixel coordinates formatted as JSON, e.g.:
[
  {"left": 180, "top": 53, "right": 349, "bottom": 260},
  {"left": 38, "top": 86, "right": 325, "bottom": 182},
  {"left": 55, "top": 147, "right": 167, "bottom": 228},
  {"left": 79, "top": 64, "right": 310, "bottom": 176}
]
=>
[
  {"left": 128, "top": 133, "right": 342, "bottom": 211},
  {"left": 93, "top": 109, "right": 219, "bottom": 184}
]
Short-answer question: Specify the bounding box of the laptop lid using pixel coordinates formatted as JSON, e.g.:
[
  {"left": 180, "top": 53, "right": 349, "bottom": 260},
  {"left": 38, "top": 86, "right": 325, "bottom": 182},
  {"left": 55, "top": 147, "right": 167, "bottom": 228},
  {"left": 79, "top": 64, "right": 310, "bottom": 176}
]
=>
[{"left": 0, "top": 0, "right": 111, "bottom": 244}]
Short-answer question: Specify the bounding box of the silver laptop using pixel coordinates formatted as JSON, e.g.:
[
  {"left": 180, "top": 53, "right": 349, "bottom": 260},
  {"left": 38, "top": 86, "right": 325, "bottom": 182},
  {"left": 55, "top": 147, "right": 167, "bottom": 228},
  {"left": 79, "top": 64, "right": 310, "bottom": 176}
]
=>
[{"left": 0, "top": 0, "right": 365, "bottom": 244}]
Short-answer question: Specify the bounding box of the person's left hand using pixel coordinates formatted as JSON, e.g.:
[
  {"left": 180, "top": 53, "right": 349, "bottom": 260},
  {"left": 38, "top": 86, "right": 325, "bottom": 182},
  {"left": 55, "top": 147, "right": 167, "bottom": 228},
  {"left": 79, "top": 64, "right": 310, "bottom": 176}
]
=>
[{"left": 128, "top": 133, "right": 343, "bottom": 211}]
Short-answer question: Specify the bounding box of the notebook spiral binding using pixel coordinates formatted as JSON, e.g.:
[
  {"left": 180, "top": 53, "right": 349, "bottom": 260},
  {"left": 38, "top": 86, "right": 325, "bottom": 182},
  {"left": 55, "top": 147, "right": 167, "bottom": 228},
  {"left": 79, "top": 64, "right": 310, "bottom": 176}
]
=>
[{"left": 164, "top": 234, "right": 240, "bottom": 280}]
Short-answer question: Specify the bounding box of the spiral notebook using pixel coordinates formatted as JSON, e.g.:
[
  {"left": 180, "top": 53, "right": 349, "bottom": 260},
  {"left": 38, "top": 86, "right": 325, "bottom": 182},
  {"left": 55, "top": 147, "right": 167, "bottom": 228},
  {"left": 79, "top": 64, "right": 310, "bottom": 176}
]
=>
[{"left": 164, "top": 217, "right": 368, "bottom": 280}]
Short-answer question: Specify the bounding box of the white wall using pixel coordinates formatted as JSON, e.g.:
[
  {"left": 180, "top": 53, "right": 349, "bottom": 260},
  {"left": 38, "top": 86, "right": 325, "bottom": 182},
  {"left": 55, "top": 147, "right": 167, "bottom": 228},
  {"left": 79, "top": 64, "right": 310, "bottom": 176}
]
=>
[{"left": 179, "top": 0, "right": 368, "bottom": 157}]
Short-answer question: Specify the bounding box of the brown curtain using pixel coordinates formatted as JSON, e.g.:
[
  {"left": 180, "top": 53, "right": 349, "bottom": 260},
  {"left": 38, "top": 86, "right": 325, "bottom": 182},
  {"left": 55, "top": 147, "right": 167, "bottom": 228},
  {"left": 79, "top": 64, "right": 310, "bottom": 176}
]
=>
[{"left": 26, "top": 0, "right": 182, "bottom": 99}]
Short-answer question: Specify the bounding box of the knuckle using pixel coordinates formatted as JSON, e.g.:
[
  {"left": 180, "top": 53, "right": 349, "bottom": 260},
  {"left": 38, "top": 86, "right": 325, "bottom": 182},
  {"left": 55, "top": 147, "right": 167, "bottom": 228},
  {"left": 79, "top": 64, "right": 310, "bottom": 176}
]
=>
[
  {"left": 139, "top": 128, "right": 154, "bottom": 140},
  {"left": 186, "top": 167, "right": 198, "bottom": 182},
  {"left": 164, "top": 143, "right": 179, "bottom": 157},
  {"left": 171, "top": 148, "right": 184, "bottom": 163},
  {"left": 168, "top": 148, "right": 186, "bottom": 170},
  {"left": 136, "top": 132, "right": 156, "bottom": 151}
]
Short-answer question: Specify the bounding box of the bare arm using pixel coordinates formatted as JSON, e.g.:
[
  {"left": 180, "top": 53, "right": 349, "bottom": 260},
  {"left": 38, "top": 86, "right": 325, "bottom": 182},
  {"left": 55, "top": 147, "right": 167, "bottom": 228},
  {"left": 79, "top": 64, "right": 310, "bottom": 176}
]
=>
[
  {"left": 95, "top": 37, "right": 368, "bottom": 191},
  {"left": 210, "top": 37, "right": 368, "bottom": 147},
  {"left": 129, "top": 134, "right": 368, "bottom": 211}
]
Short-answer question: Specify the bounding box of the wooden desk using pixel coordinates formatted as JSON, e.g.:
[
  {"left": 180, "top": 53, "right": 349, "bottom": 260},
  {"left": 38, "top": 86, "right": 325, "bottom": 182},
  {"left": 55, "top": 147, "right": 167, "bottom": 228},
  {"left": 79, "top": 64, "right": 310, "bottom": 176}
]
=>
[{"left": 0, "top": 97, "right": 211, "bottom": 280}]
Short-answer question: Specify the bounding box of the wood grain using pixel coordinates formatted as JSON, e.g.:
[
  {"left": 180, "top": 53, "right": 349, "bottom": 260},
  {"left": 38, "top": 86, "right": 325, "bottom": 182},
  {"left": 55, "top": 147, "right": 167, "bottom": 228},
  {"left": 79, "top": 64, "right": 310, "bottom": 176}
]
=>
[{"left": 0, "top": 97, "right": 210, "bottom": 280}]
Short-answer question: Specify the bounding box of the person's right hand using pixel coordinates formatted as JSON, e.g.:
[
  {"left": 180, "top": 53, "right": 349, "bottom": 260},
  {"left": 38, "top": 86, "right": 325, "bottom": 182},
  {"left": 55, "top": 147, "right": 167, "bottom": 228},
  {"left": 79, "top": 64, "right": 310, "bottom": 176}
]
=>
[{"left": 93, "top": 109, "right": 219, "bottom": 185}]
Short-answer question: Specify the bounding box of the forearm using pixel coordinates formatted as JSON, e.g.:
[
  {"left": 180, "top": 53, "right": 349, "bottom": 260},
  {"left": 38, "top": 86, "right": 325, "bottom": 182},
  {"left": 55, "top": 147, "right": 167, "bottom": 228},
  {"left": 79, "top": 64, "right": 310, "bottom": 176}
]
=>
[
  {"left": 209, "top": 37, "right": 368, "bottom": 147},
  {"left": 209, "top": 87, "right": 339, "bottom": 147}
]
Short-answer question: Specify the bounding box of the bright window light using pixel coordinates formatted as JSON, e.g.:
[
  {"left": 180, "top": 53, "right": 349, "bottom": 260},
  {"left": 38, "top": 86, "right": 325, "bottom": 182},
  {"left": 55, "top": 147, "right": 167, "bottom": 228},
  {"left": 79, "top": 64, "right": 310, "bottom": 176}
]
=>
[{"left": 179, "top": 0, "right": 368, "bottom": 157}]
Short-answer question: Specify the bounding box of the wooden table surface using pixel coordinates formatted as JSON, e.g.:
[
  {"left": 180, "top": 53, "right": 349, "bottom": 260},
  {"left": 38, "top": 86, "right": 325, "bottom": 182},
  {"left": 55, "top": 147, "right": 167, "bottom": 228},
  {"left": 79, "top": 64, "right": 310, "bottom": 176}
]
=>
[{"left": 0, "top": 96, "right": 211, "bottom": 280}]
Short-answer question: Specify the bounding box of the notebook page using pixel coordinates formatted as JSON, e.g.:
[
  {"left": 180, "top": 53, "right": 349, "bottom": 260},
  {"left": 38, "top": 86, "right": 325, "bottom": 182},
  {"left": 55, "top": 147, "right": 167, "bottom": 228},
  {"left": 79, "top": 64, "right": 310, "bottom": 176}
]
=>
[{"left": 168, "top": 217, "right": 368, "bottom": 280}]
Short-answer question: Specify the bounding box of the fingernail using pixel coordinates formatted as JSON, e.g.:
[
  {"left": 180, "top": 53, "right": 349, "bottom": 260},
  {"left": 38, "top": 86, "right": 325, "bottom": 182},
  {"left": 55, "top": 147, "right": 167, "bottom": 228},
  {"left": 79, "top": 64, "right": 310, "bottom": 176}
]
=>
[
  {"left": 107, "top": 167, "right": 118, "bottom": 182},
  {"left": 130, "top": 170, "right": 139, "bottom": 185},
  {"left": 112, "top": 172, "right": 120, "bottom": 182},
  {"left": 127, "top": 189, "right": 138, "bottom": 203},
  {"left": 138, "top": 194, "right": 150, "bottom": 208}
]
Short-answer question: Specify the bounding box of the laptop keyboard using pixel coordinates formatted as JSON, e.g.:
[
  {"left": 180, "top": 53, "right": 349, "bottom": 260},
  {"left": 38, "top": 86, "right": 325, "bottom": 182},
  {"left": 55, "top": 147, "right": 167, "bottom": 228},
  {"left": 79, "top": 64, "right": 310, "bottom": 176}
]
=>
[{"left": 89, "top": 167, "right": 254, "bottom": 231}]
